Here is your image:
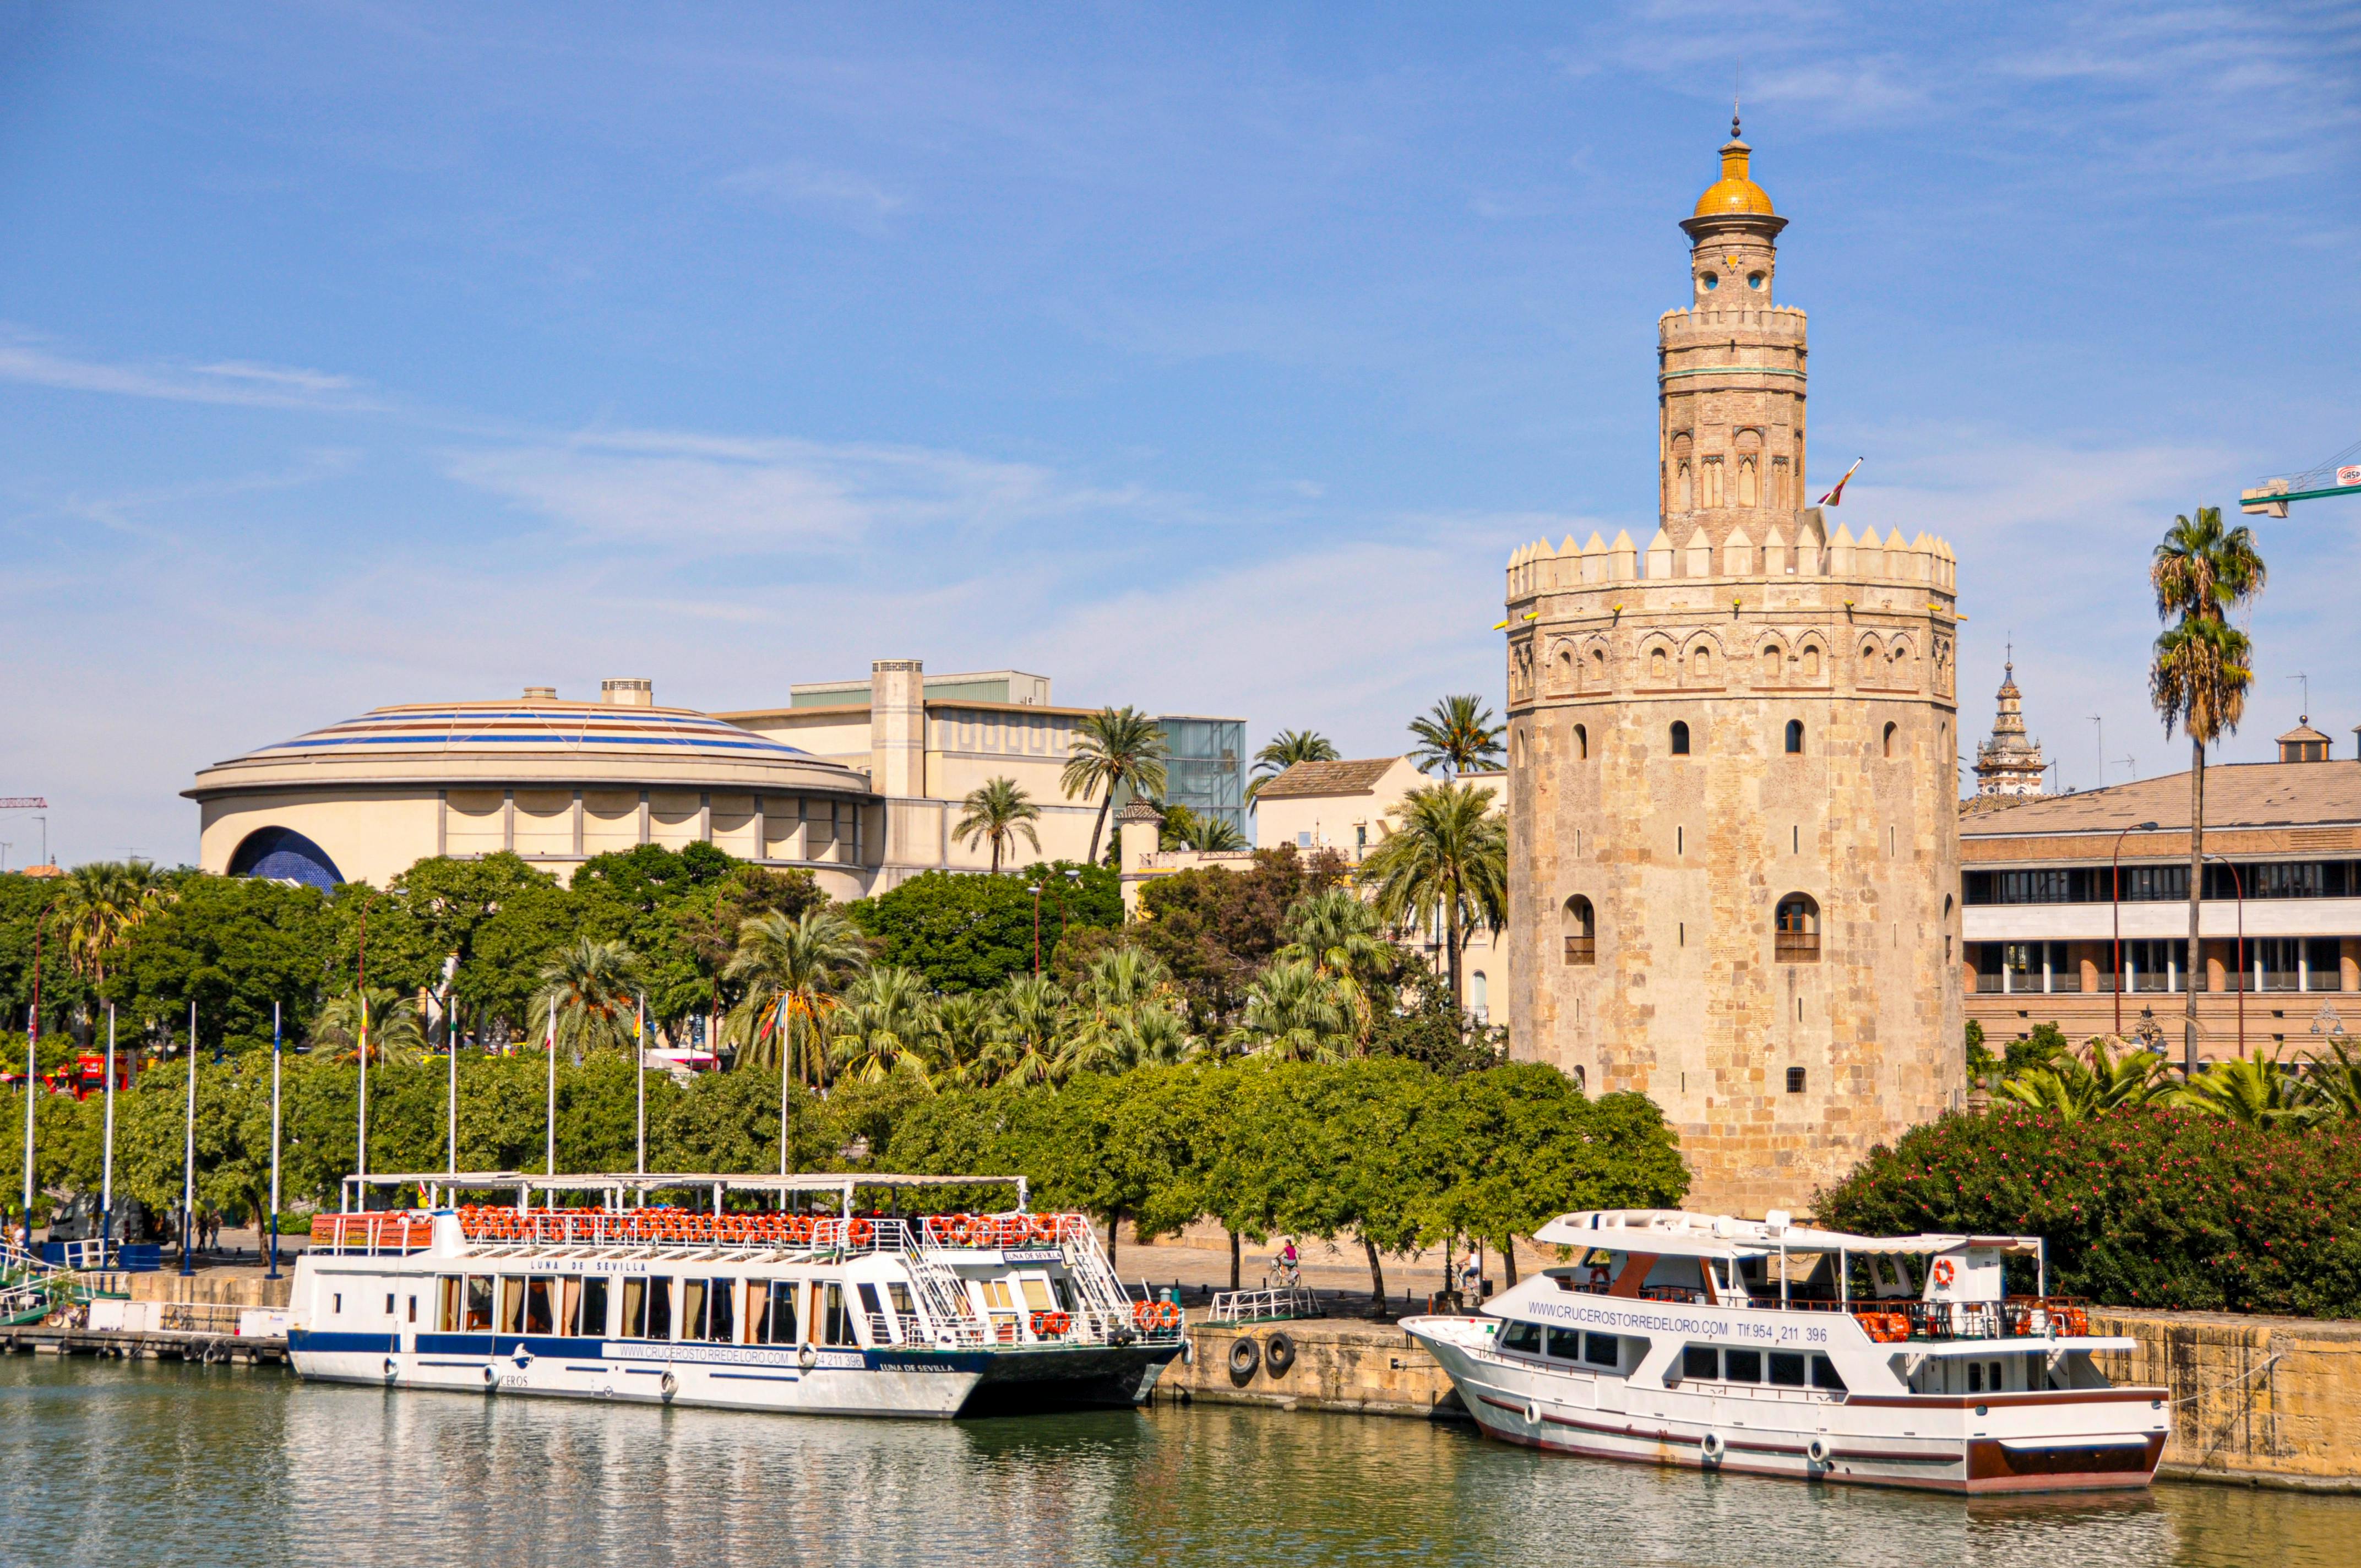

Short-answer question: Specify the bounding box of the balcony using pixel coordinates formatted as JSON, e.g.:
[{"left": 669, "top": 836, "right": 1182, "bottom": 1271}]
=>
[
  {"left": 1562, "top": 935, "right": 1596, "bottom": 966},
  {"left": 1774, "top": 932, "right": 1820, "bottom": 963}
]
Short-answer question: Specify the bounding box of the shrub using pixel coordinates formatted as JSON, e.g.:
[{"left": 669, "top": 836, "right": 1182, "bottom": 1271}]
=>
[{"left": 1817, "top": 1107, "right": 2361, "bottom": 1317}]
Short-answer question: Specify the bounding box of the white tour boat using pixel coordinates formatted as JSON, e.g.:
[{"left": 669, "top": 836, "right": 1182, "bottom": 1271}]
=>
[
  {"left": 286, "top": 1171, "right": 1185, "bottom": 1418},
  {"left": 1405, "top": 1208, "right": 2167, "bottom": 1494}
]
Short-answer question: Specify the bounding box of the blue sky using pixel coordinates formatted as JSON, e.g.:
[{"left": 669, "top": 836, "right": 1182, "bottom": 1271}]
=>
[{"left": 3, "top": 2, "right": 2357, "bottom": 867}]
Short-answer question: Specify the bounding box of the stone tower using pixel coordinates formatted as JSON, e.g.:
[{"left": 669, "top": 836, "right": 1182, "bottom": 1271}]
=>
[
  {"left": 1502, "top": 122, "right": 1966, "bottom": 1217},
  {"left": 1972, "top": 661, "right": 2049, "bottom": 797}
]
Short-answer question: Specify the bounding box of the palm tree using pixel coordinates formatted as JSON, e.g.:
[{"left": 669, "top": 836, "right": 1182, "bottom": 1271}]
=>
[
  {"left": 1408, "top": 694, "right": 1504, "bottom": 778},
  {"left": 1248, "top": 729, "right": 1340, "bottom": 802},
  {"left": 54, "top": 859, "right": 174, "bottom": 993},
  {"left": 314, "top": 986, "right": 427, "bottom": 1064},
  {"left": 2300, "top": 1039, "right": 2361, "bottom": 1121},
  {"left": 984, "top": 973, "right": 1068, "bottom": 1087},
  {"left": 1062, "top": 947, "right": 1187, "bottom": 1074},
  {"left": 1996, "top": 1036, "right": 2172, "bottom": 1120},
  {"left": 534, "top": 938, "right": 649, "bottom": 1059},
  {"left": 1225, "top": 959, "right": 1352, "bottom": 1061},
  {"left": 1175, "top": 814, "right": 1247, "bottom": 852},
  {"left": 722, "top": 908, "right": 870, "bottom": 1087},
  {"left": 1276, "top": 888, "right": 1390, "bottom": 1044},
  {"left": 932, "top": 992, "right": 1001, "bottom": 1088},
  {"left": 1061, "top": 706, "right": 1171, "bottom": 865},
  {"left": 828, "top": 966, "right": 940, "bottom": 1085},
  {"left": 2170, "top": 1050, "right": 2310, "bottom": 1127},
  {"left": 953, "top": 777, "right": 1042, "bottom": 874},
  {"left": 2150, "top": 505, "right": 2266, "bottom": 1073},
  {"left": 1358, "top": 780, "right": 1508, "bottom": 1014}
]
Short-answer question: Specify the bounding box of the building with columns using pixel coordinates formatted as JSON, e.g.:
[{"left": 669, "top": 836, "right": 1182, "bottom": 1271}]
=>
[
  {"left": 1501, "top": 121, "right": 1966, "bottom": 1215},
  {"left": 1972, "top": 661, "right": 2050, "bottom": 797}
]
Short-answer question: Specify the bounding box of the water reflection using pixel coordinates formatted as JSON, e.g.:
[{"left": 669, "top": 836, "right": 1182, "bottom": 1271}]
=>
[{"left": 0, "top": 1359, "right": 2352, "bottom": 1567}]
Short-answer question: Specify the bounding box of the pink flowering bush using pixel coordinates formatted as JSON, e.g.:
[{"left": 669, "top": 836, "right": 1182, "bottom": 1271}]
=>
[{"left": 1815, "top": 1107, "right": 2361, "bottom": 1317}]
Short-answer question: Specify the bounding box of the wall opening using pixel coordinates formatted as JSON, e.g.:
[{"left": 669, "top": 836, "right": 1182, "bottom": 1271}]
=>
[
  {"left": 1670, "top": 720, "right": 1691, "bottom": 755},
  {"left": 1786, "top": 1067, "right": 1807, "bottom": 1094},
  {"left": 1784, "top": 719, "right": 1804, "bottom": 754},
  {"left": 1775, "top": 892, "right": 1821, "bottom": 963},
  {"left": 1883, "top": 721, "right": 1897, "bottom": 759},
  {"left": 226, "top": 826, "right": 345, "bottom": 890},
  {"left": 1574, "top": 723, "right": 1588, "bottom": 760},
  {"left": 1563, "top": 895, "right": 1596, "bottom": 966}
]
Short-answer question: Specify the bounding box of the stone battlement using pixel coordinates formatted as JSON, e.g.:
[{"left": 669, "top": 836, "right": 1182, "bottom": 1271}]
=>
[
  {"left": 1505, "top": 516, "right": 1956, "bottom": 602},
  {"left": 1658, "top": 302, "right": 1809, "bottom": 337}
]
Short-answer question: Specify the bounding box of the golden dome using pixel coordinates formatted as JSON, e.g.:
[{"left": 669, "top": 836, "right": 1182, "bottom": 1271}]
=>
[{"left": 1694, "top": 127, "right": 1775, "bottom": 218}]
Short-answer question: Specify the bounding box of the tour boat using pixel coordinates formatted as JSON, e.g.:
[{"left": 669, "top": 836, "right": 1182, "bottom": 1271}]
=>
[
  {"left": 1405, "top": 1208, "right": 2167, "bottom": 1494},
  {"left": 285, "top": 1171, "right": 1184, "bottom": 1418}
]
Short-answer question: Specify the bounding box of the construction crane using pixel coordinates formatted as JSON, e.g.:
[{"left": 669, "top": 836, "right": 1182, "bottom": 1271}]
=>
[
  {"left": 0, "top": 798, "right": 46, "bottom": 810},
  {"left": 2241, "top": 437, "right": 2361, "bottom": 516}
]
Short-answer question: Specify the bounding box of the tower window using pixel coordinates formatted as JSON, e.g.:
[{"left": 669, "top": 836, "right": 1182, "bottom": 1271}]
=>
[
  {"left": 1700, "top": 272, "right": 1720, "bottom": 292},
  {"left": 1670, "top": 720, "right": 1691, "bottom": 755},
  {"left": 1784, "top": 720, "right": 1804, "bottom": 754},
  {"left": 1574, "top": 723, "right": 1588, "bottom": 760},
  {"left": 1883, "top": 721, "right": 1897, "bottom": 759},
  {"left": 1563, "top": 895, "right": 1596, "bottom": 966},
  {"left": 1748, "top": 273, "right": 1766, "bottom": 290},
  {"left": 1786, "top": 1068, "right": 1806, "bottom": 1094},
  {"left": 1775, "top": 894, "right": 1821, "bottom": 963}
]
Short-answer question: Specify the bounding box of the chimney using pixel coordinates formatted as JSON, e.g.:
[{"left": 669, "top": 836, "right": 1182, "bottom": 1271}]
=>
[
  {"left": 521, "top": 686, "right": 557, "bottom": 703},
  {"left": 869, "top": 660, "right": 924, "bottom": 799},
  {"left": 601, "top": 678, "right": 654, "bottom": 707}
]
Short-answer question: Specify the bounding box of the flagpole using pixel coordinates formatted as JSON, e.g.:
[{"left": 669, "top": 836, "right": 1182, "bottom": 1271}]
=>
[
  {"left": 181, "top": 1000, "right": 197, "bottom": 1277},
  {"left": 544, "top": 996, "right": 557, "bottom": 1178},
  {"left": 355, "top": 907, "right": 370, "bottom": 1195},
  {"left": 634, "top": 995, "right": 646, "bottom": 1177},
  {"left": 777, "top": 995, "right": 791, "bottom": 1179},
  {"left": 101, "top": 1005, "right": 117, "bottom": 1255},
  {"left": 268, "top": 1001, "right": 282, "bottom": 1278}
]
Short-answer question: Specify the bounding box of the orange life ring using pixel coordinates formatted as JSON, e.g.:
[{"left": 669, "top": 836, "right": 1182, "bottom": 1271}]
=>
[
  {"left": 1932, "top": 1258, "right": 1956, "bottom": 1288},
  {"left": 847, "top": 1218, "right": 875, "bottom": 1248},
  {"left": 1132, "top": 1300, "right": 1155, "bottom": 1326},
  {"left": 1029, "top": 1215, "right": 1058, "bottom": 1244}
]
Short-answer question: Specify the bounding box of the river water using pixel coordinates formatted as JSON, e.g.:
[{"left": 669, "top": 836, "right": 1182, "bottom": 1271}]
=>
[{"left": 0, "top": 1358, "right": 2352, "bottom": 1567}]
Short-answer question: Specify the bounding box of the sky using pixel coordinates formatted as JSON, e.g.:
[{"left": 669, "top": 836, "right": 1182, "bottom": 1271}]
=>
[{"left": 2, "top": 2, "right": 2357, "bottom": 868}]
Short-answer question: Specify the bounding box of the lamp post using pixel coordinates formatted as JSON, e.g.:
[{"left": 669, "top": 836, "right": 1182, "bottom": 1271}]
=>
[
  {"left": 268, "top": 1001, "right": 282, "bottom": 1278},
  {"left": 181, "top": 1000, "right": 196, "bottom": 1277},
  {"left": 2112, "top": 819, "right": 2161, "bottom": 1036},
  {"left": 2203, "top": 853, "right": 2245, "bottom": 1060},
  {"left": 23, "top": 900, "right": 55, "bottom": 1255},
  {"left": 101, "top": 1005, "right": 117, "bottom": 1255},
  {"left": 1027, "top": 883, "right": 1043, "bottom": 976},
  {"left": 353, "top": 896, "right": 373, "bottom": 1191}
]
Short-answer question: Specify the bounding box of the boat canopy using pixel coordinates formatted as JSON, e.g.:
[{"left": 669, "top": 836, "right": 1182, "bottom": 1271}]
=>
[
  {"left": 1533, "top": 1208, "right": 2041, "bottom": 1261},
  {"left": 339, "top": 1170, "right": 1031, "bottom": 1212}
]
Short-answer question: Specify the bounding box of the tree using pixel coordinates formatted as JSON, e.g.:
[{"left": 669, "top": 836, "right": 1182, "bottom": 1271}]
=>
[
  {"left": 1248, "top": 729, "right": 1340, "bottom": 803},
  {"left": 954, "top": 777, "right": 1042, "bottom": 875},
  {"left": 1996, "top": 1035, "right": 2172, "bottom": 1120},
  {"left": 828, "top": 966, "right": 940, "bottom": 1085},
  {"left": 1358, "top": 780, "right": 1508, "bottom": 1013},
  {"left": 983, "top": 974, "right": 1065, "bottom": 1087},
  {"left": 313, "top": 986, "right": 427, "bottom": 1063},
  {"left": 2170, "top": 1050, "right": 2311, "bottom": 1128},
  {"left": 1225, "top": 959, "right": 1352, "bottom": 1062},
  {"left": 848, "top": 863, "right": 1116, "bottom": 993},
  {"left": 53, "top": 859, "right": 174, "bottom": 996},
  {"left": 1276, "top": 888, "right": 1389, "bottom": 1044},
  {"left": 114, "top": 874, "right": 340, "bottom": 1053},
  {"left": 533, "top": 938, "right": 649, "bottom": 1059},
  {"left": 722, "top": 908, "right": 870, "bottom": 1087},
  {"left": 2149, "top": 505, "right": 2266, "bottom": 1073},
  {"left": 1408, "top": 694, "right": 1504, "bottom": 778},
  {"left": 1131, "top": 847, "right": 1350, "bottom": 1032},
  {"left": 1061, "top": 706, "right": 1171, "bottom": 865},
  {"left": 931, "top": 992, "right": 1000, "bottom": 1089},
  {"left": 1061, "top": 947, "right": 1191, "bottom": 1075},
  {"left": 1173, "top": 813, "right": 1246, "bottom": 852}
]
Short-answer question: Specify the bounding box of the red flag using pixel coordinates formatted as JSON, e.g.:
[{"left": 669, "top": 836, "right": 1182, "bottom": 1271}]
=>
[{"left": 1817, "top": 457, "right": 1863, "bottom": 507}]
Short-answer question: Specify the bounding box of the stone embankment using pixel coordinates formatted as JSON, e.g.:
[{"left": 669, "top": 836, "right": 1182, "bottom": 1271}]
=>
[{"left": 1177, "top": 1310, "right": 2361, "bottom": 1490}]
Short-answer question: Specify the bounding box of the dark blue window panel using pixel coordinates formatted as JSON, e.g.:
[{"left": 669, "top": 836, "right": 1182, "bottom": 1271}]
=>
[{"left": 227, "top": 827, "right": 344, "bottom": 890}]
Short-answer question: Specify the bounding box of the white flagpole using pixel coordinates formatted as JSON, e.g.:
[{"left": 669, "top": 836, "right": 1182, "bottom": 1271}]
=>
[
  {"left": 447, "top": 995, "right": 459, "bottom": 1181},
  {"left": 777, "top": 995, "right": 791, "bottom": 1179},
  {"left": 634, "top": 995, "right": 646, "bottom": 1177},
  {"left": 101, "top": 1005, "right": 117, "bottom": 1251},
  {"left": 181, "top": 1000, "right": 197, "bottom": 1276},
  {"left": 268, "top": 1001, "right": 282, "bottom": 1277},
  {"left": 545, "top": 996, "right": 558, "bottom": 1178}
]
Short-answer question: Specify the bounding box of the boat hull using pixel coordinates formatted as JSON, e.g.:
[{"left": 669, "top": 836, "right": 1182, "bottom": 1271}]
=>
[
  {"left": 289, "top": 1331, "right": 1179, "bottom": 1420},
  {"left": 1407, "top": 1319, "right": 2164, "bottom": 1495}
]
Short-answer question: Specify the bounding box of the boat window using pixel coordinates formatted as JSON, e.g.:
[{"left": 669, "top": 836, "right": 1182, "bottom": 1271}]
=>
[
  {"left": 757, "top": 1281, "right": 799, "bottom": 1345},
  {"left": 1767, "top": 1351, "right": 1807, "bottom": 1387},
  {"left": 438, "top": 1277, "right": 460, "bottom": 1331},
  {"left": 888, "top": 1283, "right": 916, "bottom": 1324},
  {"left": 1967, "top": 1362, "right": 1983, "bottom": 1394},
  {"left": 1584, "top": 1333, "right": 1619, "bottom": 1370},
  {"left": 1811, "top": 1354, "right": 1846, "bottom": 1392},
  {"left": 1051, "top": 1278, "right": 1073, "bottom": 1314},
  {"left": 524, "top": 1278, "right": 553, "bottom": 1336},
  {"left": 384, "top": 1293, "right": 396, "bottom": 1317},
  {"left": 707, "top": 1280, "right": 735, "bottom": 1343},
  {"left": 330, "top": 1294, "right": 341, "bottom": 1316},
  {"left": 580, "top": 1277, "right": 609, "bottom": 1338},
  {"left": 1019, "top": 1277, "right": 1054, "bottom": 1312},
  {"left": 820, "top": 1283, "right": 853, "bottom": 1347},
  {"left": 1682, "top": 1344, "right": 1719, "bottom": 1380},
  {"left": 556, "top": 1278, "right": 579, "bottom": 1336},
  {"left": 621, "top": 1280, "right": 648, "bottom": 1339},
  {"left": 678, "top": 1281, "right": 706, "bottom": 1341},
  {"left": 465, "top": 1277, "right": 493, "bottom": 1332},
  {"left": 1724, "top": 1347, "right": 1762, "bottom": 1382},
  {"left": 1498, "top": 1320, "right": 1544, "bottom": 1355},
  {"left": 1545, "top": 1326, "right": 1581, "bottom": 1360},
  {"left": 857, "top": 1283, "right": 889, "bottom": 1342},
  {"left": 498, "top": 1277, "right": 527, "bottom": 1336}
]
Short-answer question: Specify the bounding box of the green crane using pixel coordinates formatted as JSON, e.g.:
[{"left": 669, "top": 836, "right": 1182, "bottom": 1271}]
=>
[{"left": 2240, "top": 437, "right": 2361, "bottom": 516}]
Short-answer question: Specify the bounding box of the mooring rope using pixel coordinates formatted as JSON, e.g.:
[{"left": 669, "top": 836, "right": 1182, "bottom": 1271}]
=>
[{"left": 2168, "top": 1351, "right": 2283, "bottom": 1406}]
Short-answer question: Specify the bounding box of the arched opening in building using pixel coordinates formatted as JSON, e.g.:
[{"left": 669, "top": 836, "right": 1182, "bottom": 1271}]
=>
[
  {"left": 1883, "top": 721, "right": 1897, "bottom": 758},
  {"left": 1563, "top": 895, "right": 1596, "bottom": 966},
  {"left": 1784, "top": 719, "right": 1804, "bottom": 754},
  {"left": 1670, "top": 720, "right": 1692, "bottom": 756},
  {"left": 1469, "top": 970, "right": 1489, "bottom": 1022},
  {"left": 1775, "top": 892, "right": 1821, "bottom": 962},
  {"left": 227, "top": 826, "right": 345, "bottom": 890},
  {"left": 1574, "top": 723, "right": 1590, "bottom": 760}
]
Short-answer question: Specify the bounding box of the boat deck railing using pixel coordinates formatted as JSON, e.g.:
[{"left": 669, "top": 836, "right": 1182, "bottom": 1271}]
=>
[{"left": 1555, "top": 1277, "right": 2093, "bottom": 1342}]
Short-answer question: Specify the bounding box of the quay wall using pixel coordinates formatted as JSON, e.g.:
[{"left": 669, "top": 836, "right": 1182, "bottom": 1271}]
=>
[
  {"left": 95, "top": 1271, "right": 294, "bottom": 1309},
  {"left": 1180, "top": 1311, "right": 2361, "bottom": 1489}
]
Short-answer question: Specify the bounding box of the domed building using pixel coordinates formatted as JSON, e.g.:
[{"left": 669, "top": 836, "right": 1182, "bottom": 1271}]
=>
[{"left": 187, "top": 679, "right": 880, "bottom": 895}]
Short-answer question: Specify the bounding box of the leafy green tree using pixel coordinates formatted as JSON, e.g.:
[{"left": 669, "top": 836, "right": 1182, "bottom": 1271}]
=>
[
  {"left": 115, "top": 873, "right": 340, "bottom": 1052},
  {"left": 1173, "top": 814, "right": 1246, "bottom": 852},
  {"left": 1225, "top": 959, "right": 1352, "bottom": 1062},
  {"left": 1359, "top": 780, "right": 1508, "bottom": 1013},
  {"left": 2149, "top": 504, "right": 2266, "bottom": 1074},
  {"left": 1133, "top": 847, "right": 1349, "bottom": 1032},
  {"left": 1996, "top": 1035, "right": 2171, "bottom": 1120},
  {"left": 1061, "top": 706, "right": 1171, "bottom": 865},
  {"left": 534, "top": 938, "right": 649, "bottom": 1059},
  {"left": 2170, "top": 1050, "right": 2312, "bottom": 1127},
  {"left": 1060, "top": 947, "right": 1192, "bottom": 1074},
  {"left": 1276, "top": 888, "right": 1389, "bottom": 1045},
  {"left": 54, "top": 859, "right": 175, "bottom": 996},
  {"left": 313, "top": 986, "right": 427, "bottom": 1063},
  {"left": 569, "top": 843, "right": 743, "bottom": 1027},
  {"left": 1408, "top": 694, "right": 1504, "bottom": 778},
  {"left": 1247, "top": 729, "right": 1340, "bottom": 803},
  {"left": 722, "top": 907, "right": 869, "bottom": 1087},
  {"left": 954, "top": 777, "right": 1042, "bottom": 874},
  {"left": 983, "top": 974, "right": 1066, "bottom": 1087},
  {"left": 848, "top": 863, "right": 1113, "bottom": 993},
  {"left": 932, "top": 992, "right": 1000, "bottom": 1089}
]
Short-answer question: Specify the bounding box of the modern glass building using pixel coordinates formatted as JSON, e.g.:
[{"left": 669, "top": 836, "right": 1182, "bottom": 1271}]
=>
[{"left": 1152, "top": 716, "right": 1247, "bottom": 839}]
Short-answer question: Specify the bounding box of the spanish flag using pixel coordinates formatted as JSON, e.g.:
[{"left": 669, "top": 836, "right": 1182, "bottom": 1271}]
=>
[{"left": 1816, "top": 456, "right": 1863, "bottom": 507}]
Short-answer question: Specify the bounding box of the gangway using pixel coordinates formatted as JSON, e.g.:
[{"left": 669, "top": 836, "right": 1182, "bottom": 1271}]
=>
[{"left": 2242, "top": 438, "right": 2361, "bottom": 516}]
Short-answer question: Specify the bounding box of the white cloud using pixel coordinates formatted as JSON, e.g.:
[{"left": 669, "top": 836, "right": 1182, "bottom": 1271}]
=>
[
  {"left": 0, "top": 328, "right": 383, "bottom": 412},
  {"left": 715, "top": 162, "right": 907, "bottom": 230}
]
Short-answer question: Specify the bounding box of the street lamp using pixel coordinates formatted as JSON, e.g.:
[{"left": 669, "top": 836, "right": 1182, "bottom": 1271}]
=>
[
  {"left": 2202, "top": 853, "right": 2245, "bottom": 1060},
  {"left": 2112, "top": 819, "right": 2160, "bottom": 1037}
]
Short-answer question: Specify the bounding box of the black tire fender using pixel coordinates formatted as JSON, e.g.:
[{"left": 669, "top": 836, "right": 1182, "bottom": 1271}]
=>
[
  {"left": 1227, "top": 1336, "right": 1260, "bottom": 1380},
  {"left": 1263, "top": 1331, "right": 1296, "bottom": 1376}
]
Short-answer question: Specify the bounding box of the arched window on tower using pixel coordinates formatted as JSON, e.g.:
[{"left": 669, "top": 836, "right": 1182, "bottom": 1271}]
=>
[
  {"left": 1669, "top": 720, "right": 1692, "bottom": 755},
  {"left": 1563, "top": 895, "right": 1596, "bottom": 966},
  {"left": 1883, "top": 721, "right": 1897, "bottom": 759},
  {"left": 1738, "top": 455, "right": 1758, "bottom": 507},
  {"left": 1801, "top": 644, "right": 1823, "bottom": 679},
  {"left": 1775, "top": 894, "right": 1821, "bottom": 963},
  {"left": 1784, "top": 720, "right": 1804, "bottom": 754},
  {"left": 1692, "top": 645, "right": 1712, "bottom": 680},
  {"left": 1651, "top": 647, "right": 1669, "bottom": 680},
  {"left": 1590, "top": 647, "right": 1608, "bottom": 687},
  {"left": 1574, "top": 723, "right": 1588, "bottom": 760}
]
